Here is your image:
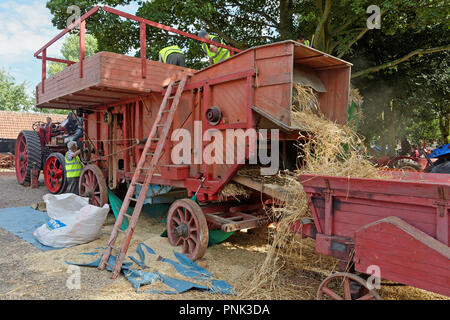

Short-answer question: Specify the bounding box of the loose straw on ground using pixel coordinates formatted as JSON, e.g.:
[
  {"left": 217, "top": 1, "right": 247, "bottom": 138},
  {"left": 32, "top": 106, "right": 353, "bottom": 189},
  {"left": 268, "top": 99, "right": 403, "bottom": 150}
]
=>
[{"left": 239, "top": 86, "right": 381, "bottom": 299}]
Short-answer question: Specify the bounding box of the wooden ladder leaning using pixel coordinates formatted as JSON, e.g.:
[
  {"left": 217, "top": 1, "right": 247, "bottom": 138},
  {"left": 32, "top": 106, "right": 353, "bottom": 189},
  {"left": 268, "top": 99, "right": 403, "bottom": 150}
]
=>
[{"left": 99, "top": 74, "right": 189, "bottom": 279}]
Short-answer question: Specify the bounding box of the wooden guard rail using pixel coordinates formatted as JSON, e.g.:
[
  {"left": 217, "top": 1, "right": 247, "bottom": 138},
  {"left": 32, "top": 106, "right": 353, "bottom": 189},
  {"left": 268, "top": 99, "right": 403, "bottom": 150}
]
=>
[{"left": 34, "top": 6, "right": 242, "bottom": 94}]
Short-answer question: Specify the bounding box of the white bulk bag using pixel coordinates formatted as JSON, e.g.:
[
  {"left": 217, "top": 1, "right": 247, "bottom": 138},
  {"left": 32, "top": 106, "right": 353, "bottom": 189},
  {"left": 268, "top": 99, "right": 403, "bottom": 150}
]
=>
[{"left": 33, "top": 193, "right": 109, "bottom": 248}]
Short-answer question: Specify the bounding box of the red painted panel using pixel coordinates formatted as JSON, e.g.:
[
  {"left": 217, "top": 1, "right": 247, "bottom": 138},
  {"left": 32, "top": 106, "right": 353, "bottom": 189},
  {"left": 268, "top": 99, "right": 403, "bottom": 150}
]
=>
[
  {"left": 357, "top": 261, "right": 450, "bottom": 297},
  {"left": 354, "top": 217, "right": 450, "bottom": 297},
  {"left": 356, "top": 237, "right": 449, "bottom": 270},
  {"left": 300, "top": 174, "right": 450, "bottom": 201}
]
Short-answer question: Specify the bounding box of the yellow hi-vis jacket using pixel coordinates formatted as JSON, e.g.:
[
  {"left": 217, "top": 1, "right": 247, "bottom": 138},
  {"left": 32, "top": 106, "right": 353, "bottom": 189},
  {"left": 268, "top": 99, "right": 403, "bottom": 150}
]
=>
[
  {"left": 201, "top": 35, "right": 230, "bottom": 64},
  {"left": 159, "top": 45, "right": 183, "bottom": 64},
  {"left": 65, "top": 153, "right": 82, "bottom": 178}
]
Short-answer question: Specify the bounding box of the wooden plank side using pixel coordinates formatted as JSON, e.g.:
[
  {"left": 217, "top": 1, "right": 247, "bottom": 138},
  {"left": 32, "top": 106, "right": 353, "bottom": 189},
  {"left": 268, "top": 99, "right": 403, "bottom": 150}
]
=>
[
  {"left": 232, "top": 175, "right": 293, "bottom": 200},
  {"left": 256, "top": 53, "right": 292, "bottom": 88},
  {"left": 256, "top": 41, "right": 293, "bottom": 60},
  {"left": 254, "top": 83, "right": 291, "bottom": 127},
  {"left": 356, "top": 261, "right": 450, "bottom": 297},
  {"left": 37, "top": 51, "right": 194, "bottom": 108},
  {"left": 354, "top": 217, "right": 450, "bottom": 296},
  {"left": 192, "top": 50, "right": 255, "bottom": 83},
  {"left": 334, "top": 200, "right": 436, "bottom": 225},
  {"left": 37, "top": 54, "right": 101, "bottom": 104},
  {"left": 356, "top": 237, "right": 449, "bottom": 270},
  {"left": 300, "top": 174, "right": 450, "bottom": 201},
  {"left": 333, "top": 212, "right": 435, "bottom": 239},
  {"left": 356, "top": 251, "right": 449, "bottom": 285},
  {"left": 211, "top": 79, "right": 248, "bottom": 124},
  {"left": 316, "top": 66, "right": 350, "bottom": 124},
  {"left": 37, "top": 69, "right": 100, "bottom": 106}
]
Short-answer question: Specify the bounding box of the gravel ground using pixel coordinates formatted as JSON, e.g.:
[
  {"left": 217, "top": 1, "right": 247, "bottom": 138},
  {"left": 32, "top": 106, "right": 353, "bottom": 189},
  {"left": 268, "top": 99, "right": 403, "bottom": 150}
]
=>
[
  {"left": 0, "top": 174, "right": 49, "bottom": 209},
  {"left": 0, "top": 174, "right": 271, "bottom": 300},
  {"left": 0, "top": 174, "right": 447, "bottom": 300}
]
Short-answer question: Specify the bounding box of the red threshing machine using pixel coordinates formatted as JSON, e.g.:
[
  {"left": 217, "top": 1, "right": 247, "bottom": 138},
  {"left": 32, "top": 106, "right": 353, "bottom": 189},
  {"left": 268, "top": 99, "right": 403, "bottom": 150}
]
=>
[
  {"left": 31, "top": 6, "right": 351, "bottom": 270},
  {"left": 29, "top": 6, "right": 449, "bottom": 297}
]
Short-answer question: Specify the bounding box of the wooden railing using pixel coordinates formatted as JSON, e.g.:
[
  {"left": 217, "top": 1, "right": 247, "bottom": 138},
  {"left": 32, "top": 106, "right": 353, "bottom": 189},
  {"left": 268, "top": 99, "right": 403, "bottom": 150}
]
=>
[{"left": 34, "top": 6, "right": 242, "bottom": 94}]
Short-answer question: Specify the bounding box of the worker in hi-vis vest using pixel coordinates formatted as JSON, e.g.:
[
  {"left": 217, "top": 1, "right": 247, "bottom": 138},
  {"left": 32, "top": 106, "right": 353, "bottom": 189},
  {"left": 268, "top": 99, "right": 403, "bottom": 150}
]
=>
[
  {"left": 158, "top": 45, "right": 186, "bottom": 67},
  {"left": 65, "top": 141, "right": 83, "bottom": 195},
  {"left": 297, "top": 33, "right": 311, "bottom": 47},
  {"left": 198, "top": 30, "right": 231, "bottom": 65}
]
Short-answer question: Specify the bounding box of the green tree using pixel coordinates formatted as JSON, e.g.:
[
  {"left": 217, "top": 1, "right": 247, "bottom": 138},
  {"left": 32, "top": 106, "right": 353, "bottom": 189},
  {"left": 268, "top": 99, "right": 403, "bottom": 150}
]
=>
[
  {"left": 48, "top": 33, "right": 99, "bottom": 75},
  {"left": 400, "top": 52, "right": 450, "bottom": 144},
  {"left": 353, "top": 24, "right": 449, "bottom": 154},
  {"left": 0, "top": 69, "right": 33, "bottom": 111},
  {"left": 46, "top": 0, "right": 449, "bottom": 72}
]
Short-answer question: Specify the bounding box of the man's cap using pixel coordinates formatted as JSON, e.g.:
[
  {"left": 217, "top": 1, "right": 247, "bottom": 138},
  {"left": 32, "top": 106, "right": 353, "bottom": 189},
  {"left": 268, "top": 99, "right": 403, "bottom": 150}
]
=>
[{"left": 198, "top": 30, "right": 208, "bottom": 38}]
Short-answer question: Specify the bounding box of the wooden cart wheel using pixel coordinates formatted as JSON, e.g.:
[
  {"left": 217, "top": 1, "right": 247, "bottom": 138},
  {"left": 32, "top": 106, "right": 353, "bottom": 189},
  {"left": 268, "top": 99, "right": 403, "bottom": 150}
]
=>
[
  {"left": 317, "top": 272, "right": 381, "bottom": 300},
  {"left": 79, "top": 164, "right": 108, "bottom": 207},
  {"left": 167, "top": 199, "right": 209, "bottom": 261},
  {"left": 79, "top": 140, "right": 92, "bottom": 163}
]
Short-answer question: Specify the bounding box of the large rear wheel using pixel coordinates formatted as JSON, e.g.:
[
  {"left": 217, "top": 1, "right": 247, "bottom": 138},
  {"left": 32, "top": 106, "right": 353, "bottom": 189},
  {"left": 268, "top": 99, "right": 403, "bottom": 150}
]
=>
[
  {"left": 431, "top": 161, "right": 450, "bottom": 174},
  {"left": 15, "top": 130, "right": 42, "bottom": 185},
  {"left": 43, "top": 153, "right": 67, "bottom": 194}
]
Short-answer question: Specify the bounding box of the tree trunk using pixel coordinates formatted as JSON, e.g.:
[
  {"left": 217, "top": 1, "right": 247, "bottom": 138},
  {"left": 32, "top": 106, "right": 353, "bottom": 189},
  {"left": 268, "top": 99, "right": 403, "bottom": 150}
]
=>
[
  {"left": 312, "top": 0, "right": 332, "bottom": 52},
  {"left": 387, "top": 103, "right": 397, "bottom": 157},
  {"left": 279, "top": 0, "right": 294, "bottom": 40},
  {"left": 439, "top": 105, "right": 450, "bottom": 144}
]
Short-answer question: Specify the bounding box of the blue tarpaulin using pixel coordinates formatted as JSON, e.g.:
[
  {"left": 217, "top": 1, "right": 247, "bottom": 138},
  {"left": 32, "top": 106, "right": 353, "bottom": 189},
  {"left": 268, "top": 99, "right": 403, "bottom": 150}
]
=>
[
  {"left": 66, "top": 241, "right": 235, "bottom": 295},
  {"left": 0, "top": 206, "right": 57, "bottom": 251}
]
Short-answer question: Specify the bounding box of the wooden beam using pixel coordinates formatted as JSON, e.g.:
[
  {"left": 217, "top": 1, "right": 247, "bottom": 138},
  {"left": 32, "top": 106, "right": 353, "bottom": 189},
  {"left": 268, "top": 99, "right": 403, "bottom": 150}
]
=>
[{"left": 232, "top": 175, "right": 293, "bottom": 201}]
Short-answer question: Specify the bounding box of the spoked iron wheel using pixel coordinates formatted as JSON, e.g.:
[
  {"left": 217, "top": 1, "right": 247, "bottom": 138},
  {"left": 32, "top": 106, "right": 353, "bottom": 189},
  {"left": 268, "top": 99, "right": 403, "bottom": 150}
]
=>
[
  {"left": 167, "top": 199, "right": 209, "bottom": 260},
  {"left": 79, "top": 164, "right": 108, "bottom": 207},
  {"left": 43, "top": 153, "right": 67, "bottom": 194},
  {"left": 14, "top": 130, "right": 42, "bottom": 185},
  {"left": 392, "top": 159, "right": 422, "bottom": 171},
  {"left": 79, "top": 140, "right": 92, "bottom": 163},
  {"left": 317, "top": 272, "right": 381, "bottom": 300}
]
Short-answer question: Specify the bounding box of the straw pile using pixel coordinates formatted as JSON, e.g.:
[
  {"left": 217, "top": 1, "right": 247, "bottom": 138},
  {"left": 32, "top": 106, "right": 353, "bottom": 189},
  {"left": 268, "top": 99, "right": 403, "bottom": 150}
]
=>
[
  {"left": 292, "top": 84, "right": 320, "bottom": 115},
  {"left": 239, "top": 86, "right": 383, "bottom": 299},
  {"left": 218, "top": 182, "right": 252, "bottom": 201},
  {"left": 349, "top": 87, "right": 364, "bottom": 106}
]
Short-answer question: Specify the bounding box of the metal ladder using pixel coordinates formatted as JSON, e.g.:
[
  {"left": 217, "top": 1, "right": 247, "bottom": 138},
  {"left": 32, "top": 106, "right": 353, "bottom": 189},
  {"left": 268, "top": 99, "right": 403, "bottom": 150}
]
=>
[{"left": 99, "top": 75, "right": 189, "bottom": 278}]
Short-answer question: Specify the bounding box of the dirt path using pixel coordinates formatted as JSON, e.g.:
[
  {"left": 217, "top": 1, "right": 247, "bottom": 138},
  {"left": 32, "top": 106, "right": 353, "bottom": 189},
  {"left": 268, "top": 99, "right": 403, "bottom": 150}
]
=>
[{"left": 0, "top": 174, "right": 446, "bottom": 300}]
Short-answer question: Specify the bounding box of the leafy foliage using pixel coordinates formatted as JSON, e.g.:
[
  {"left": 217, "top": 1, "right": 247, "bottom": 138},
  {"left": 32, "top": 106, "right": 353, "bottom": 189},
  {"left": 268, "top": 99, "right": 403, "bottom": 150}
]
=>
[
  {"left": 0, "top": 69, "right": 33, "bottom": 111},
  {"left": 353, "top": 23, "right": 449, "bottom": 151},
  {"left": 43, "top": 0, "right": 449, "bottom": 145},
  {"left": 45, "top": 0, "right": 449, "bottom": 72},
  {"left": 400, "top": 52, "right": 450, "bottom": 144},
  {"left": 48, "top": 34, "right": 99, "bottom": 75}
]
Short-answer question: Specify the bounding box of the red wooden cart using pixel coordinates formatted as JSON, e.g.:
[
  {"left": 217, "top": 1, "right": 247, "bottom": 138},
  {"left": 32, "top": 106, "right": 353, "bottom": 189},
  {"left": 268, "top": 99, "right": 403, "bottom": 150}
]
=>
[{"left": 293, "top": 171, "right": 449, "bottom": 299}]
